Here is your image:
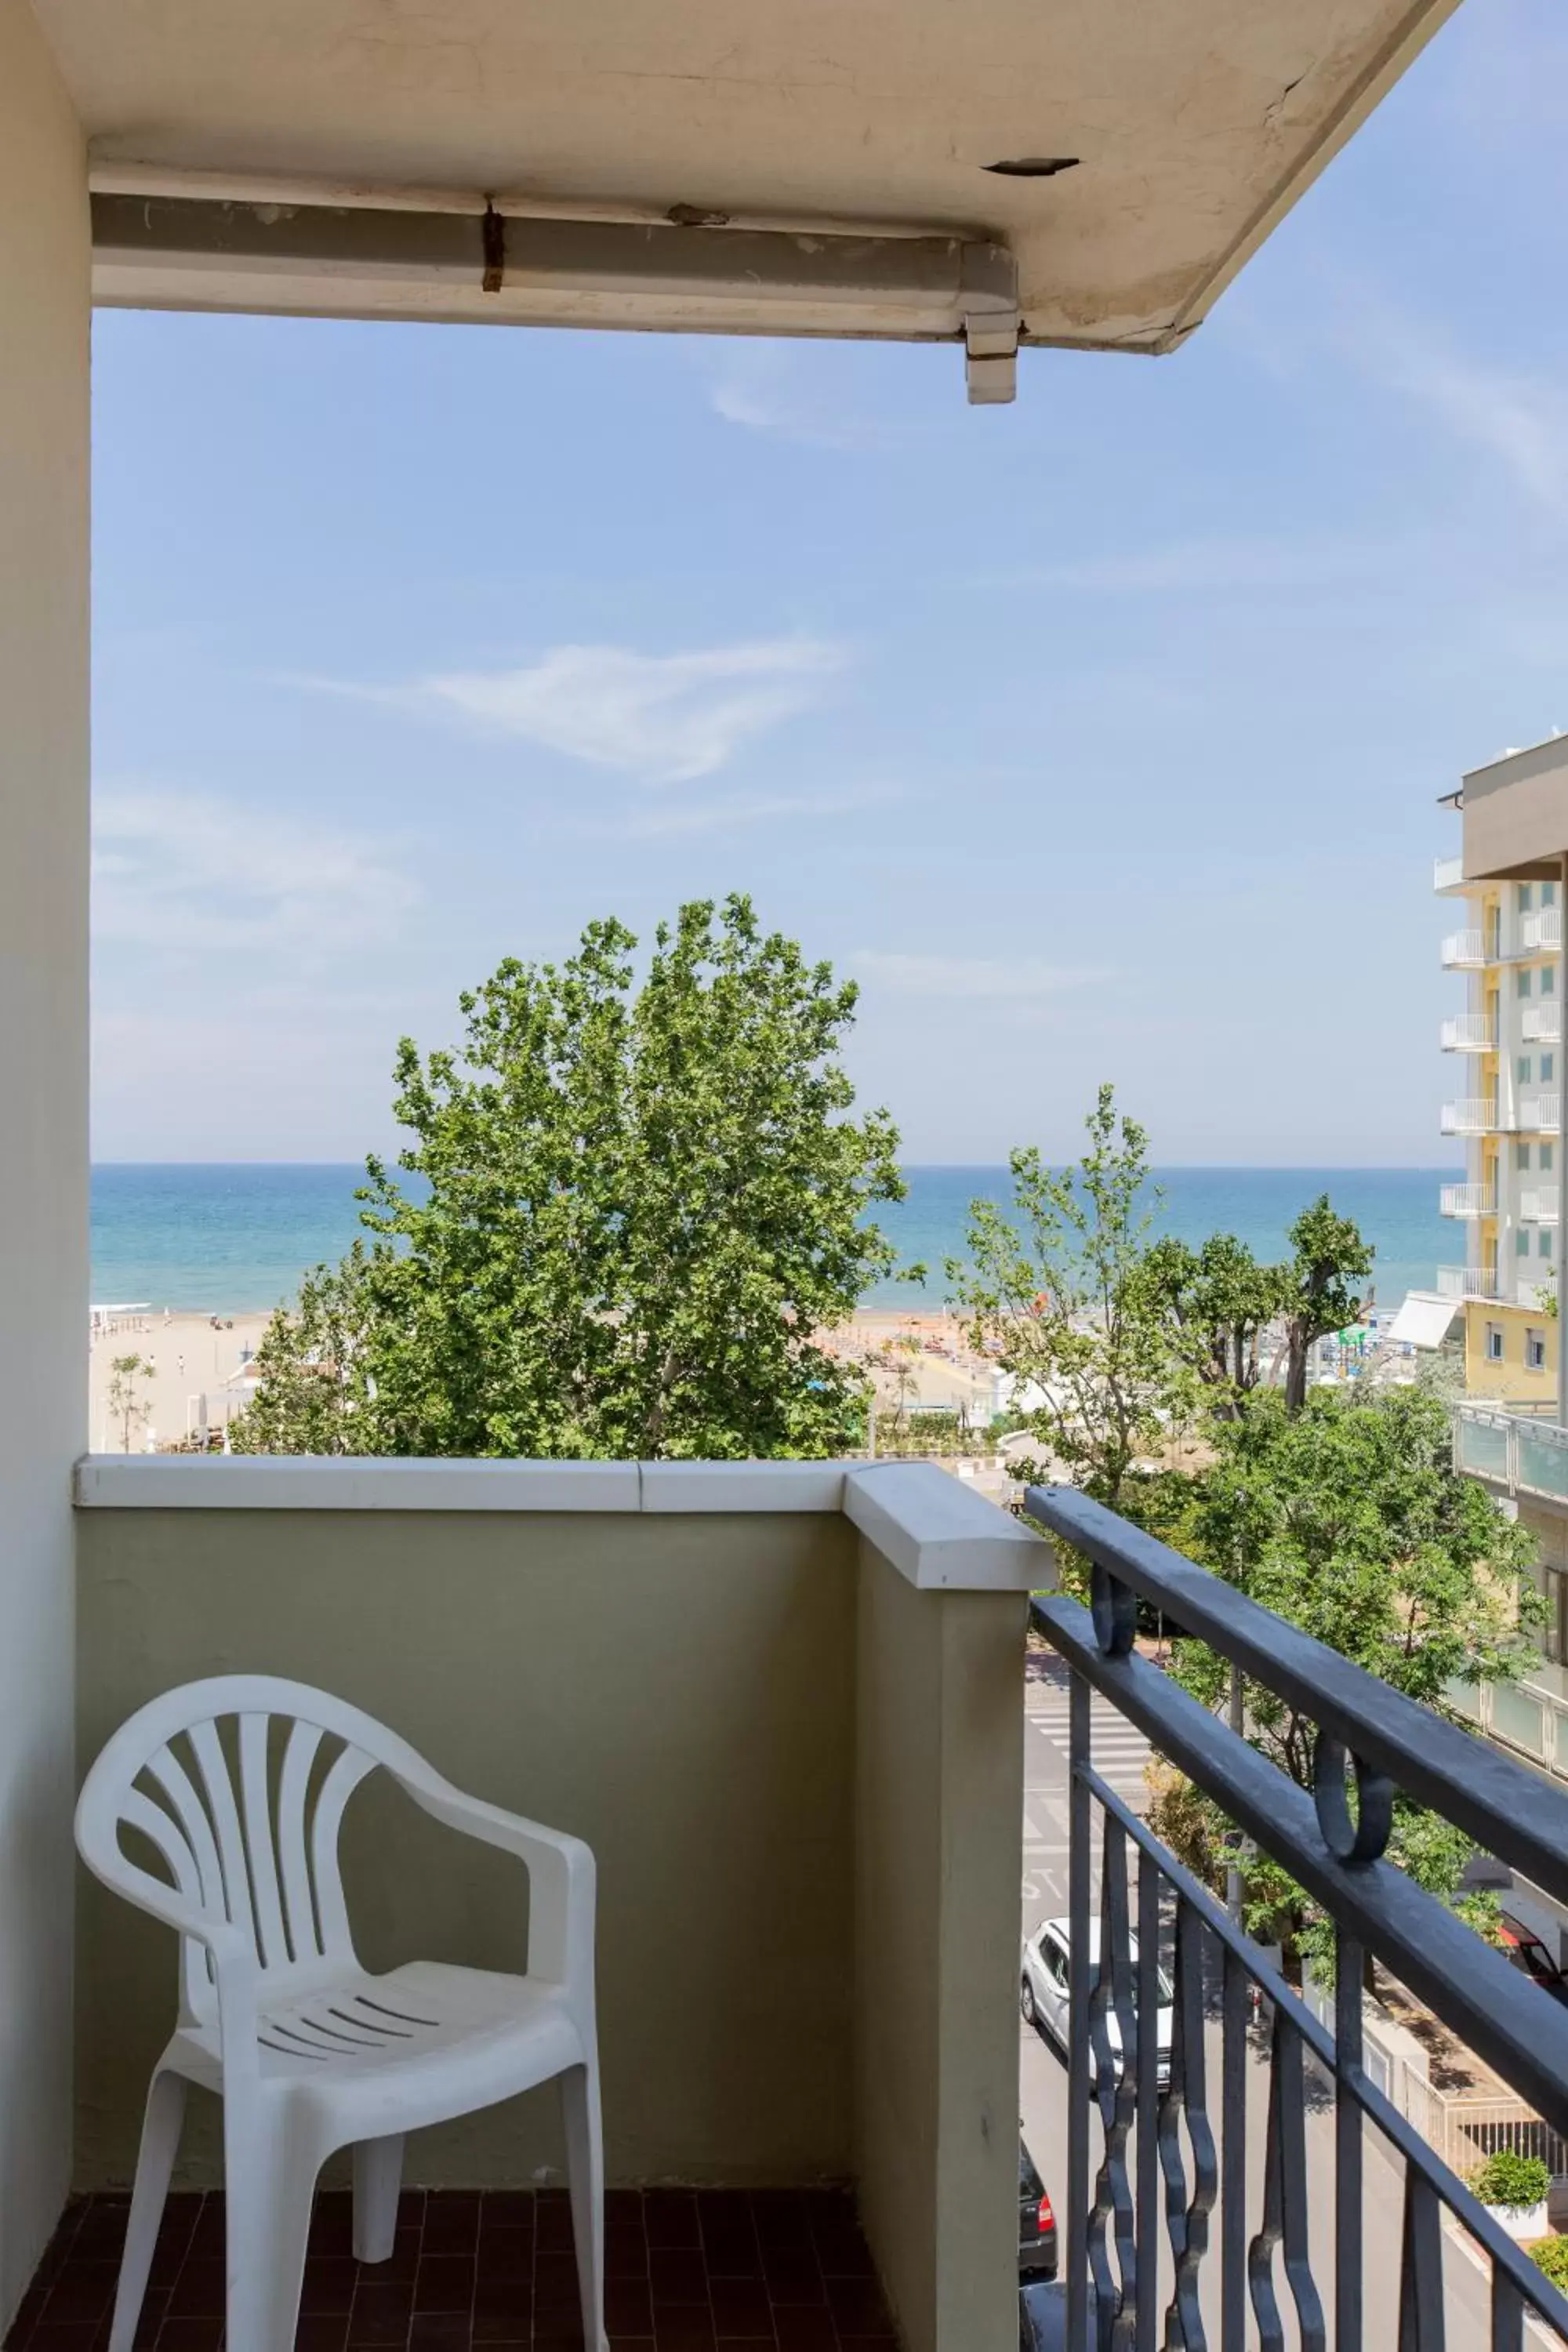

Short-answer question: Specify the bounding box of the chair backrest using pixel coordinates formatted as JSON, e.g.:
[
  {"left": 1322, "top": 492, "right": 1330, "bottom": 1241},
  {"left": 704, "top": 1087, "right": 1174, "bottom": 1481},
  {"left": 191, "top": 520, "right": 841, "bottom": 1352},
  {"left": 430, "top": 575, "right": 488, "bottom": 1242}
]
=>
[{"left": 76, "top": 1675, "right": 430, "bottom": 2023}]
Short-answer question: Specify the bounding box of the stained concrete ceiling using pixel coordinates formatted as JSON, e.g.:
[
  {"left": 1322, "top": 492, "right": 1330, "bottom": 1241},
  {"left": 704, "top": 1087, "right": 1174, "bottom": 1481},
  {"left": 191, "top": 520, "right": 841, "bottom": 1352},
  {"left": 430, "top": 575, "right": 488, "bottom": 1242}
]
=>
[{"left": 35, "top": 0, "right": 1461, "bottom": 352}]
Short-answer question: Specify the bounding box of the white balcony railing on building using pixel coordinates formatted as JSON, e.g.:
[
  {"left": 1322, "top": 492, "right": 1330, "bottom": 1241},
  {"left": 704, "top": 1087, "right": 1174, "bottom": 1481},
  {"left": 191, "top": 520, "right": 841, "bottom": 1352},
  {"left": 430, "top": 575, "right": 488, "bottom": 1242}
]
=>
[
  {"left": 1519, "top": 1092, "right": 1563, "bottom": 1132},
  {"left": 1439, "top": 1182, "right": 1494, "bottom": 1218},
  {"left": 1433, "top": 854, "right": 1465, "bottom": 891},
  {"left": 1439, "top": 1013, "right": 1497, "bottom": 1052},
  {"left": 1523, "top": 907, "right": 1564, "bottom": 953},
  {"left": 1437, "top": 1264, "right": 1501, "bottom": 1300},
  {"left": 1523, "top": 1186, "right": 1562, "bottom": 1225},
  {"left": 1440, "top": 1098, "right": 1495, "bottom": 1136},
  {"left": 1440, "top": 929, "right": 1486, "bottom": 968},
  {"left": 1523, "top": 1004, "right": 1563, "bottom": 1044}
]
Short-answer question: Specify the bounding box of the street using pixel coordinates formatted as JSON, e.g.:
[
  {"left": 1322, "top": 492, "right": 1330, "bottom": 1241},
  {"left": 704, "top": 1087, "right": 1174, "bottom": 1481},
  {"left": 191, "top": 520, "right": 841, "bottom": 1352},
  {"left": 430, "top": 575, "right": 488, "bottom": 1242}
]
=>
[{"left": 1018, "top": 1653, "right": 1563, "bottom": 2347}]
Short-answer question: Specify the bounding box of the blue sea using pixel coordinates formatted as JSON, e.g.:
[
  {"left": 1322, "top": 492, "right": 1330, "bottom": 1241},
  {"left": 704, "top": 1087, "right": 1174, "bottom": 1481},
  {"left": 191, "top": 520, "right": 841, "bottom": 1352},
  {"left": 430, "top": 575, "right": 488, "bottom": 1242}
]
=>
[{"left": 91, "top": 1163, "right": 1461, "bottom": 1316}]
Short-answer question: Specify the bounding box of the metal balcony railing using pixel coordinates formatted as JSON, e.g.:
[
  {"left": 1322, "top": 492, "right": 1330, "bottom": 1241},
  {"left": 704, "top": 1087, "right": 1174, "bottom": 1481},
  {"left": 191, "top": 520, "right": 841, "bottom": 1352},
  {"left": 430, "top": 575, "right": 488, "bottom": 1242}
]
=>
[
  {"left": 1523, "top": 1004, "right": 1563, "bottom": 1044},
  {"left": 1519, "top": 1092, "right": 1562, "bottom": 1133},
  {"left": 1024, "top": 1483, "right": 1568, "bottom": 2352},
  {"left": 1436, "top": 1263, "right": 1500, "bottom": 1299},
  {"left": 1523, "top": 909, "right": 1564, "bottom": 953},
  {"left": 1441, "top": 930, "right": 1486, "bottom": 969},
  {"left": 1439, "top": 1098, "right": 1494, "bottom": 1136},
  {"left": 1439, "top": 1012, "right": 1497, "bottom": 1052},
  {"left": 1433, "top": 854, "right": 1465, "bottom": 892},
  {"left": 1439, "top": 1182, "right": 1494, "bottom": 1218},
  {"left": 1522, "top": 1186, "right": 1561, "bottom": 1225}
]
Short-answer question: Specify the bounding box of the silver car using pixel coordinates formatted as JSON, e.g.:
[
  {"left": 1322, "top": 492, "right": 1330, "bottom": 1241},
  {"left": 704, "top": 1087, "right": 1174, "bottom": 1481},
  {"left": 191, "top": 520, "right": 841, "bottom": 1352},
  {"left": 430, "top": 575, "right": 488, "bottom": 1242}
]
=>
[{"left": 1020, "top": 1915, "right": 1173, "bottom": 2089}]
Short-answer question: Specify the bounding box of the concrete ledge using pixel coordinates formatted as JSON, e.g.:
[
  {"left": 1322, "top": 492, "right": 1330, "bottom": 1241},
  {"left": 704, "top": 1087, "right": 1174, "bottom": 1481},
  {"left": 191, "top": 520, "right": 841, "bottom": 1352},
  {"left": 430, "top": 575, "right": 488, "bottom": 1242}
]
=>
[
  {"left": 844, "top": 1462, "right": 1048, "bottom": 1591},
  {"left": 639, "top": 1461, "right": 845, "bottom": 1512},
  {"left": 74, "top": 1453, "right": 1050, "bottom": 1591},
  {"left": 72, "top": 1455, "right": 641, "bottom": 1512}
]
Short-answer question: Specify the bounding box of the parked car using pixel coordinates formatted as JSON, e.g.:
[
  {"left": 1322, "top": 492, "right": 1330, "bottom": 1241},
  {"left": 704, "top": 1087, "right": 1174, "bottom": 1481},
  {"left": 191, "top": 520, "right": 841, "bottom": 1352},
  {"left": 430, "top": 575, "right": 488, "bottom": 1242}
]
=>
[
  {"left": 1020, "top": 1915, "right": 1173, "bottom": 2089},
  {"left": 1018, "top": 2136, "right": 1057, "bottom": 2279}
]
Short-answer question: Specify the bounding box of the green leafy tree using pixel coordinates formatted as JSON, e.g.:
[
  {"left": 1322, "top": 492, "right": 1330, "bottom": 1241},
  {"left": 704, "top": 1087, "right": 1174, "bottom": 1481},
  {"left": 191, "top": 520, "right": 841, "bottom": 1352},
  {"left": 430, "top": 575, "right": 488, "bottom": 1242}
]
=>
[
  {"left": 1144, "top": 1232, "right": 1286, "bottom": 1418},
  {"left": 948, "top": 1086, "right": 1192, "bottom": 1513},
  {"left": 233, "top": 896, "right": 905, "bottom": 1460},
  {"left": 1280, "top": 1195, "right": 1374, "bottom": 1412},
  {"left": 107, "top": 1352, "right": 153, "bottom": 1454},
  {"left": 1158, "top": 1385, "right": 1540, "bottom": 1966}
]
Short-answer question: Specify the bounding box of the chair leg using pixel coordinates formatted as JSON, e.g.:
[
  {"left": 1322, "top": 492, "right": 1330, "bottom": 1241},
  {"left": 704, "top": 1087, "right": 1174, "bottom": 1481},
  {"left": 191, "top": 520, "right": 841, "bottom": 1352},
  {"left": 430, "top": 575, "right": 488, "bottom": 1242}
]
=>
[
  {"left": 223, "top": 2117, "right": 318, "bottom": 2352},
  {"left": 352, "top": 2134, "right": 405, "bottom": 2263},
  {"left": 107, "top": 2068, "right": 187, "bottom": 2352},
  {"left": 561, "top": 2060, "right": 608, "bottom": 2352}
]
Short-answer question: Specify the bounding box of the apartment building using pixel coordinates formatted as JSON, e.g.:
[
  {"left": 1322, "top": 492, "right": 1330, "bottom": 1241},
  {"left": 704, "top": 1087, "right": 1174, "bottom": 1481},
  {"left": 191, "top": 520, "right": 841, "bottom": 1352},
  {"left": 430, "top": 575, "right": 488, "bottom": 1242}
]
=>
[{"left": 1436, "top": 735, "right": 1568, "bottom": 1402}]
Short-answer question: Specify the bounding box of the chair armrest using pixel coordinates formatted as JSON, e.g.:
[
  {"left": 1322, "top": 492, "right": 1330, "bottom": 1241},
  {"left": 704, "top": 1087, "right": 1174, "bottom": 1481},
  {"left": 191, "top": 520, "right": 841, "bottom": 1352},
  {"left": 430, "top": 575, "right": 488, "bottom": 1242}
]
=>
[
  {"left": 392, "top": 1772, "right": 596, "bottom": 1986},
  {"left": 74, "top": 1840, "right": 261, "bottom": 2076}
]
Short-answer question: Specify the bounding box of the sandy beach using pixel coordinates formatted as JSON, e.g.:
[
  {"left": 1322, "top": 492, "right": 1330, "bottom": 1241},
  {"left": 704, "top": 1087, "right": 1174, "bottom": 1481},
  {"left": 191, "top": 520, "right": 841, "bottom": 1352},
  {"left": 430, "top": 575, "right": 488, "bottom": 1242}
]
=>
[
  {"left": 89, "top": 1308, "right": 272, "bottom": 1454},
  {"left": 86, "top": 1302, "right": 1000, "bottom": 1454}
]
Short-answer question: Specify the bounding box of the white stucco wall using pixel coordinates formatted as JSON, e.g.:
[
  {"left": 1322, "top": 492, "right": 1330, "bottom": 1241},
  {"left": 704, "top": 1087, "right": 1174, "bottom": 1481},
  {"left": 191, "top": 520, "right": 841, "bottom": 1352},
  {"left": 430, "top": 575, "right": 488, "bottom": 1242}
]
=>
[{"left": 0, "top": 0, "right": 89, "bottom": 2319}]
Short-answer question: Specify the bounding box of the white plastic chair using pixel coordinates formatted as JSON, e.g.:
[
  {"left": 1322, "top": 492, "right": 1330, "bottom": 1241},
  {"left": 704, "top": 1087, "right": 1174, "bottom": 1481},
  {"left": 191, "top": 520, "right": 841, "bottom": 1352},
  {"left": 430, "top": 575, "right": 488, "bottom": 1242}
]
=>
[{"left": 76, "top": 1675, "right": 607, "bottom": 2352}]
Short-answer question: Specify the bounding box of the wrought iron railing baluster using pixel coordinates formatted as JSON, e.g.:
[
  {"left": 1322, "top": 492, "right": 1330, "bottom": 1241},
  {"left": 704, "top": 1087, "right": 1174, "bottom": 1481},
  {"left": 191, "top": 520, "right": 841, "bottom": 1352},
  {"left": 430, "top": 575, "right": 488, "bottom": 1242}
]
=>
[
  {"left": 1160, "top": 1893, "right": 1214, "bottom": 2351},
  {"left": 1398, "top": 2167, "right": 1446, "bottom": 2352},
  {"left": 1068, "top": 1668, "right": 1093, "bottom": 2352},
  {"left": 1221, "top": 1944, "right": 1246, "bottom": 2352},
  {"left": 1335, "top": 1924, "right": 1364, "bottom": 2352},
  {"left": 1095, "top": 1809, "right": 1138, "bottom": 2347},
  {"left": 1135, "top": 1845, "right": 1160, "bottom": 2352}
]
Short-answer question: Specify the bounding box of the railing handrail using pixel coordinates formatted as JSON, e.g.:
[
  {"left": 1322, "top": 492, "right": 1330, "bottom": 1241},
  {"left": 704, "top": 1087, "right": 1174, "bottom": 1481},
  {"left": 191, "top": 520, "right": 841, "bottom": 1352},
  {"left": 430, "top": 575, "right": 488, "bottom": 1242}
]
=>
[{"left": 1025, "top": 1484, "right": 1568, "bottom": 1918}]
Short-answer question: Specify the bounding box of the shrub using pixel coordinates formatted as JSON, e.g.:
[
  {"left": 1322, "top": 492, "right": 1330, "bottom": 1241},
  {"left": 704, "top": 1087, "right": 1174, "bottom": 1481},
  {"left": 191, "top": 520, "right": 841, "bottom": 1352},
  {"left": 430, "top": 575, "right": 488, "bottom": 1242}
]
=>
[
  {"left": 1470, "top": 2150, "right": 1551, "bottom": 2209},
  {"left": 1529, "top": 2234, "right": 1568, "bottom": 2290}
]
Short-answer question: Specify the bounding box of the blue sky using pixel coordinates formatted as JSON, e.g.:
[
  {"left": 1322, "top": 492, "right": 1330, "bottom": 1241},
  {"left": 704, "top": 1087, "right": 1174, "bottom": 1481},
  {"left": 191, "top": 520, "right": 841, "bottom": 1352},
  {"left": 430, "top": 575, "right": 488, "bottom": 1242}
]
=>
[{"left": 91, "top": 0, "right": 1568, "bottom": 1166}]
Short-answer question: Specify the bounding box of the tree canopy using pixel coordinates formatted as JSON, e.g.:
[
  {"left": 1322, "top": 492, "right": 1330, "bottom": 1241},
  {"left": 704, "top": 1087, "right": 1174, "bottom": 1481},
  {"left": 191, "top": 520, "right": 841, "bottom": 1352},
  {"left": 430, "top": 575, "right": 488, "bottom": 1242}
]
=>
[
  {"left": 948, "top": 1086, "right": 1191, "bottom": 1512},
  {"left": 234, "top": 896, "right": 905, "bottom": 1460}
]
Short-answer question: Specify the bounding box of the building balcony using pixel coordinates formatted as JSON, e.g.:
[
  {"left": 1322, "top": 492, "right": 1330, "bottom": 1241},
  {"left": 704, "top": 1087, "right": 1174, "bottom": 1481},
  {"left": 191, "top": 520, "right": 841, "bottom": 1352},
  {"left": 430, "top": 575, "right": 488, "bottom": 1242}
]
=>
[
  {"left": 1433, "top": 853, "right": 1465, "bottom": 892},
  {"left": 1439, "top": 1097, "right": 1495, "bottom": 1136},
  {"left": 1439, "top": 1181, "right": 1495, "bottom": 1218},
  {"left": 1440, "top": 928, "right": 1486, "bottom": 969},
  {"left": 1436, "top": 1263, "right": 1501, "bottom": 1300},
  {"left": 1523, "top": 1186, "right": 1561, "bottom": 1225},
  {"left": 1519, "top": 1092, "right": 1563, "bottom": 1133},
  {"left": 32, "top": 1455, "right": 1568, "bottom": 2352},
  {"left": 63, "top": 1455, "right": 1036, "bottom": 2352},
  {"left": 1524, "top": 1004, "right": 1563, "bottom": 1044},
  {"left": 1523, "top": 908, "right": 1565, "bottom": 953},
  {"left": 1439, "top": 1012, "right": 1497, "bottom": 1052}
]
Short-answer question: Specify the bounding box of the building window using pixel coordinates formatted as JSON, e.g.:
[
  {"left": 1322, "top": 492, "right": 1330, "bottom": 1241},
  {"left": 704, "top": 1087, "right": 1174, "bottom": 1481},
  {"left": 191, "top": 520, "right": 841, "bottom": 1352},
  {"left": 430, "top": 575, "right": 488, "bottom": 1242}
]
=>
[
  {"left": 1528, "top": 1329, "right": 1548, "bottom": 1370},
  {"left": 1544, "top": 1053, "right": 1557, "bottom": 1083},
  {"left": 1518, "top": 1228, "right": 1532, "bottom": 1255},
  {"left": 1519, "top": 968, "right": 1534, "bottom": 998},
  {"left": 1519, "top": 884, "right": 1536, "bottom": 913},
  {"left": 1545, "top": 882, "right": 1559, "bottom": 909},
  {"left": 1544, "top": 965, "right": 1557, "bottom": 996},
  {"left": 1519, "top": 1055, "right": 1534, "bottom": 1083},
  {"left": 1542, "top": 1229, "right": 1554, "bottom": 1257},
  {"left": 1486, "top": 1323, "right": 1505, "bottom": 1360},
  {"left": 1543, "top": 1142, "right": 1555, "bottom": 1172},
  {"left": 1516, "top": 1142, "right": 1533, "bottom": 1171}
]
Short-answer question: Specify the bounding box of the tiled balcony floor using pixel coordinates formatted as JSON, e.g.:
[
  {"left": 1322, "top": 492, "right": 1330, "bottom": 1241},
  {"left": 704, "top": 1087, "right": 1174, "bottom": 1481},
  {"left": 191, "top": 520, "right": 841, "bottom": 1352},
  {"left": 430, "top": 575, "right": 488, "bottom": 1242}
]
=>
[{"left": 6, "top": 2188, "right": 898, "bottom": 2352}]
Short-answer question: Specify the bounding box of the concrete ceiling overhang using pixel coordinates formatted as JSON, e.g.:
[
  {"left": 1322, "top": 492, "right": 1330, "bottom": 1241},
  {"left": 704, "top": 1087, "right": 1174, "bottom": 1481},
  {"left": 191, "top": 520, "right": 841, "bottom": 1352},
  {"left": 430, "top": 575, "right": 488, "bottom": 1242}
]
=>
[{"left": 39, "top": 0, "right": 1460, "bottom": 384}]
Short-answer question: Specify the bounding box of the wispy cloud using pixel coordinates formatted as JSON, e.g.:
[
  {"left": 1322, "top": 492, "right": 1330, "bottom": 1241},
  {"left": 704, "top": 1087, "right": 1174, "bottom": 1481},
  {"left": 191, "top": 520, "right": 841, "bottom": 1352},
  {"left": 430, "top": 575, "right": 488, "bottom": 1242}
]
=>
[
  {"left": 995, "top": 535, "right": 1375, "bottom": 595},
  {"left": 1378, "top": 343, "right": 1568, "bottom": 520},
  {"left": 606, "top": 782, "right": 901, "bottom": 840},
  {"left": 344, "top": 638, "right": 848, "bottom": 784},
  {"left": 93, "top": 789, "right": 417, "bottom": 958},
  {"left": 708, "top": 348, "right": 927, "bottom": 454},
  {"left": 852, "top": 952, "right": 1116, "bottom": 1001},
  {"left": 1323, "top": 282, "right": 1568, "bottom": 522}
]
